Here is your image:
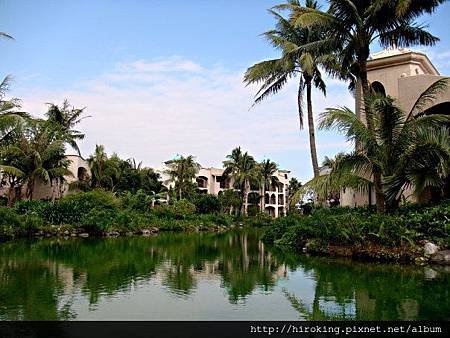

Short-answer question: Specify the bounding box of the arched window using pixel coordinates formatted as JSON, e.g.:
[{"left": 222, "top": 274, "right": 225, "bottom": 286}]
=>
[
  {"left": 77, "top": 167, "right": 88, "bottom": 181},
  {"left": 371, "top": 81, "right": 386, "bottom": 97}
]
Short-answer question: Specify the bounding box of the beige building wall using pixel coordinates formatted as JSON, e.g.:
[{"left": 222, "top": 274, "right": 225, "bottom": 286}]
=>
[
  {"left": 195, "top": 167, "right": 290, "bottom": 218},
  {"left": 343, "top": 48, "right": 449, "bottom": 207}
]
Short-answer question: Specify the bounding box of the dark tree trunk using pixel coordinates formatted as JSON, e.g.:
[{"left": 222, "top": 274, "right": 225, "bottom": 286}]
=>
[{"left": 305, "top": 77, "right": 320, "bottom": 178}]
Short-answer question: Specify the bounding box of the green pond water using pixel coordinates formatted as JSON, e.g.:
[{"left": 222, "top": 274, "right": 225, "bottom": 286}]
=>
[{"left": 0, "top": 230, "right": 449, "bottom": 321}]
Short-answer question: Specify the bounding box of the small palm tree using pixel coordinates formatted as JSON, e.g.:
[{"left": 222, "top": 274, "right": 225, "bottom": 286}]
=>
[
  {"left": 1, "top": 128, "right": 71, "bottom": 201},
  {"left": 45, "top": 100, "right": 89, "bottom": 155},
  {"left": 164, "top": 155, "right": 200, "bottom": 200},
  {"left": 223, "top": 147, "right": 259, "bottom": 215},
  {"left": 87, "top": 145, "right": 109, "bottom": 188},
  {"left": 244, "top": 0, "right": 329, "bottom": 177},
  {"left": 259, "top": 159, "right": 279, "bottom": 212},
  {"left": 319, "top": 78, "right": 450, "bottom": 212}
]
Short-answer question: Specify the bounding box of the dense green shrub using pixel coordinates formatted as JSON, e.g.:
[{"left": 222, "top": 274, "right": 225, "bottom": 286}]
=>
[
  {"left": 198, "top": 213, "right": 234, "bottom": 227},
  {"left": 14, "top": 200, "right": 48, "bottom": 215},
  {"left": 264, "top": 204, "right": 449, "bottom": 249},
  {"left": 193, "top": 194, "right": 221, "bottom": 214},
  {"left": 0, "top": 196, "right": 8, "bottom": 206},
  {"left": 0, "top": 207, "right": 23, "bottom": 237},
  {"left": 80, "top": 207, "right": 116, "bottom": 232},
  {"left": 153, "top": 199, "right": 196, "bottom": 219},
  {"left": 62, "top": 190, "right": 119, "bottom": 211},
  {"left": 120, "top": 190, "right": 152, "bottom": 211},
  {"left": 21, "top": 213, "right": 45, "bottom": 233}
]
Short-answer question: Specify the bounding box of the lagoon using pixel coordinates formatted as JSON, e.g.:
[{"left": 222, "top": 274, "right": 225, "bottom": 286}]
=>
[{"left": 0, "top": 230, "right": 448, "bottom": 320}]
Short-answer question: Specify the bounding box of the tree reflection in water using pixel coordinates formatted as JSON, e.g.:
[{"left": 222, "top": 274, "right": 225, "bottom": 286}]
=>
[{"left": 0, "top": 231, "right": 448, "bottom": 320}]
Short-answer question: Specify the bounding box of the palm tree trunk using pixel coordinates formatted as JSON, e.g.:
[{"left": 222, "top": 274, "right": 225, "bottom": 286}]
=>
[
  {"left": 359, "top": 57, "right": 385, "bottom": 212},
  {"left": 7, "top": 185, "right": 15, "bottom": 207},
  {"left": 27, "top": 179, "right": 34, "bottom": 200},
  {"left": 306, "top": 79, "right": 320, "bottom": 178}
]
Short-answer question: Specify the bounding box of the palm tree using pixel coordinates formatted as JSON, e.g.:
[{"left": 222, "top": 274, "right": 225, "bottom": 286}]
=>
[
  {"left": 223, "top": 147, "right": 259, "bottom": 215},
  {"left": 319, "top": 79, "right": 450, "bottom": 211},
  {"left": 45, "top": 100, "right": 88, "bottom": 155},
  {"left": 299, "top": 153, "right": 370, "bottom": 206},
  {"left": 1, "top": 129, "right": 71, "bottom": 202},
  {"left": 164, "top": 155, "right": 200, "bottom": 200},
  {"left": 259, "top": 159, "right": 279, "bottom": 212},
  {"left": 244, "top": 0, "right": 328, "bottom": 177},
  {"left": 87, "top": 145, "right": 109, "bottom": 189},
  {"left": 0, "top": 76, "right": 28, "bottom": 147},
  {"left": 285, "top": 0, "right": 446, "bottom": 209}
]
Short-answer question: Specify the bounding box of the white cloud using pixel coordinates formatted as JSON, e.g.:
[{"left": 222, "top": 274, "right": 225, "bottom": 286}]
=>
[{"left": 16, "top": 57, "right": 352, "bottom": 181}]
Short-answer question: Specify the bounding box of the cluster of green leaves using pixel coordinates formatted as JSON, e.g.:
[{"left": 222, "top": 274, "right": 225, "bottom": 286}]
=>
[
  {"left": 0, "top": 190, "right": 246, "bottom": 239},
  {"left": 84, "top": 145, "right": 165, "bottom": 195},
  {"left": 263, "top": 202, "right": 450, "bottom": 249}
]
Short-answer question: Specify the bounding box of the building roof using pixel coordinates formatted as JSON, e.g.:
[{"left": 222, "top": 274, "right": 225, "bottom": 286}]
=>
[{"left": 368, "top": 48, "right": 439, "bottom": 75}]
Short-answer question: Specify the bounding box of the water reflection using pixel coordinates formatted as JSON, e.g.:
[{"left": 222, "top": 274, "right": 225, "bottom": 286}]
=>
[{"left": 0, "top": 231, "right": 448, "bottom": 320}]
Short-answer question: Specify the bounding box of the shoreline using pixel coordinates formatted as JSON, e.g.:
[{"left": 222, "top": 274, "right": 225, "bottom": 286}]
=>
[{"left": 272, "top": 239, "right": 449, "bottom": 266}]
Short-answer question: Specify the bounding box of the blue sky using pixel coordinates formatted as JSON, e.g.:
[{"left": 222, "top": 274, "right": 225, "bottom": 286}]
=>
[{"left": 2, "top": 0, "right": 450, "bottom": 182}]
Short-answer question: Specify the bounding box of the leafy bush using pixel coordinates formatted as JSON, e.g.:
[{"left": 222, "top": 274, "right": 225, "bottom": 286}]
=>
[
  {"left": 0, "top": 196, "right": 8, "bottom": 206},
  {"left": 0, "top": 207, "right": 23, "bottom": 237},
  {"left": 120, "top": 190, "right": 152, "bottom": 211},
  {"left": 193, "top": 194, "right": 221, "bottom": 214},
  {"left": 62, "top": 190, "right": 119, "bottom": 211},
  {"left": 21, "top": 213, "right": 45, "bottom": 233},
  {"left": 153, "top": 199, "right": 196, "bottom": 220},
  {"left": 80, "top": 207, "right": 116, "bottom": 232},
  {"left": 198, "top": 213, "right": 234, "bottom": 227},
  {"left": 264, "top": 204, "right": 450, "bottom": 249},
  {"left": 14, "top": 200, "right": 48, "bottom": 215}
]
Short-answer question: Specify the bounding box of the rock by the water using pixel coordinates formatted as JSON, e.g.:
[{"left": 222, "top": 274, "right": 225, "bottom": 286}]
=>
[
  {"left": 78, "top": 233, "right": 89, "bottom": 238},
  {"left": 424, "top": 241, "right": 439, "bottom": 256},
  {"left": 430, "top": 250, "right": 450, "bottom": 265},
  {"left": 106, "top": 231, "right": 120, "bottom": 237},
  {"left": 424, "top": 267, "right": 438, "bottom": 280},
  {"left": 141, "top": 229, "right": 151, "bottom": 236}
]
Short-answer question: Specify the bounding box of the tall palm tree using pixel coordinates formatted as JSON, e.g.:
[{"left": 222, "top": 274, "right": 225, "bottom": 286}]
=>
[
  {"left": 45, "top": 100, "right": 88, "bottom": 155},
  {"left": 259, "top": 159, "right": 279, "bottom": 212},
  {"left": 319, "top": 79, "right": 450, "bottom": 211},
  {"left": 164, "top": 155, "right": 200, "bottom": 200},
  {"left": 284, "top": 0, "right": 446, "bottom": 210},
  {"left": 244, "top": 0, "right": 328, "bottom": 177},
  {"left": 223, "top": 147, "right": 259, "bottom": 215}
]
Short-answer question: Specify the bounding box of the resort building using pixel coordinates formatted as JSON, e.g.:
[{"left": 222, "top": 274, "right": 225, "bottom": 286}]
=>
[
  {"left": 159, "top": 164, "right": 290, "bottom": 218},
  {"left": 341, "top": 48, "right": 450, "bottom": 207}
]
